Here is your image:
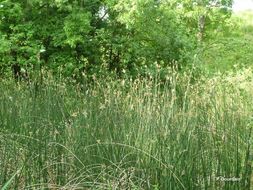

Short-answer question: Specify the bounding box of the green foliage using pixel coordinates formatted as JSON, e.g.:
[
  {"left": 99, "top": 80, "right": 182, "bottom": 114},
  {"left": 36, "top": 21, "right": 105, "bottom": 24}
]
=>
[
  {"left": 197, "top": 11, "right": 253, "bottom": 74},
  {"left": 116, "top": 0, "right": 192, "bottom": 65},
  {"left": 64, "top": 11, "right": 91, "bottom": 47},
  {"left": 0, "top": 0, "right": 234, "bottom": 79}
]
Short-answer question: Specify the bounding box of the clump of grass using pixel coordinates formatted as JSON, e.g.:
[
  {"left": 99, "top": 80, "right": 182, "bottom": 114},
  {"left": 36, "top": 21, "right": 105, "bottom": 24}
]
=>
[{"left": 0, "top": 68, "right": 252, "bottom": 189}]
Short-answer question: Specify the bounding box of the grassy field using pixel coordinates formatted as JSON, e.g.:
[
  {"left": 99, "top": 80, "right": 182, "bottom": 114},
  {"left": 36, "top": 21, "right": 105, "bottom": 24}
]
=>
[{"left": 0, "top": 69, "right": 252, "bottom": 190}]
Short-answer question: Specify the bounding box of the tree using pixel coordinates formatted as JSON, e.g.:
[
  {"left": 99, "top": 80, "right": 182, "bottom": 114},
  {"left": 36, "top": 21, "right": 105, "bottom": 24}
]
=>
[
  {"left": 174, "top": 0, "right": 233, "bottom": 42},
  {"left": 0, "top": 0, "right": 233, "bottom": 80}
]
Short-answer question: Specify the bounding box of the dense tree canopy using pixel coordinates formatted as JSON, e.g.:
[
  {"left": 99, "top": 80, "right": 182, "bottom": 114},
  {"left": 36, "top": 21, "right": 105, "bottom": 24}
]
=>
[{"left": 0, "top": 0, "right": 233, "bottom": 80}]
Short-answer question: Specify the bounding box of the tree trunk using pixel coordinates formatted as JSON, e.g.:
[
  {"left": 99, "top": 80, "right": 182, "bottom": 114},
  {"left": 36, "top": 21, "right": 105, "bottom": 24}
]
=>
[
  {"left": 10, "top": 50, "right": 21, "bottom": 81},
  {"left": 198, "top": 15, "right": 206, "bottom": 42}
]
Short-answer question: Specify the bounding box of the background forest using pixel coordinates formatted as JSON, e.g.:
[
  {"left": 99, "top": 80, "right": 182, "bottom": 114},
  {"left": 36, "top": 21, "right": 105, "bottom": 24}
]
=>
[
  {"left": 0, "top": 0, "right": 253, "bottom": 190},
  {"left": 0, "top": 0, "right": 236, "bottom": 80}
]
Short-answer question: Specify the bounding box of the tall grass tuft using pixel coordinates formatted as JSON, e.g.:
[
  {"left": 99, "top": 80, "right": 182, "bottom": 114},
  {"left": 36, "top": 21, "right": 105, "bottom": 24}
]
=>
[{"left": 0, "top": 69, "right": 252, "bottom": 189}]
